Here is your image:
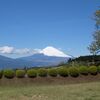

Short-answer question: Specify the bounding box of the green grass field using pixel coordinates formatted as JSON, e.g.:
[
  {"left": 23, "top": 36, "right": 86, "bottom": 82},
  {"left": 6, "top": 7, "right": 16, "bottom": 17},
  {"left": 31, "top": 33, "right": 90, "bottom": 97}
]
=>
[{"left": 0, "top": 81, "right": 100, "bottom": 100}]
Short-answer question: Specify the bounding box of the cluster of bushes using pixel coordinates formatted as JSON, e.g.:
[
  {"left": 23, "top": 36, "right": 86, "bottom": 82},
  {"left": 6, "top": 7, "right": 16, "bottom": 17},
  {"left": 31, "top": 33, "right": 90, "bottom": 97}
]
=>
[
  {"left": 0, "top": 66, "right": 100, "bottom": 79},
  {"left": 68, "top": 55, "right": 100, "bottom": 66}
]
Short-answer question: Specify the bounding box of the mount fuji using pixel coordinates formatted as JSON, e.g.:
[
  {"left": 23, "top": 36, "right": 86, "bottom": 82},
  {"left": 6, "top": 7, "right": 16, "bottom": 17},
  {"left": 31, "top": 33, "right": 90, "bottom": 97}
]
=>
[
  {"left": 0, "top": 46, "right": 72, "bottom": 69},
  {"left": 40, "top": 46, "right": 71, "bottom": 57}
]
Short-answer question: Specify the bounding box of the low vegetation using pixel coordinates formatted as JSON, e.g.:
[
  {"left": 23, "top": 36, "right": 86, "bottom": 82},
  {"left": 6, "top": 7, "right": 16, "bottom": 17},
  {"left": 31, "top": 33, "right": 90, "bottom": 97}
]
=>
[
  {"left": 48, "top": 68, "right": 57, "bottom": 77},
  {"left": 0, "top": 65, "right": 100, "bottom": 79},
  {"left": 3, "top": 69, "right": 15, "bottom": 79},
  {"left": 0, "top": 70, "right": 3, "bottom": 78},
  {"left": 57, "top": 67, "right": 68, "bottom": 77},
  {"left": 0, "top": 82, "right": 100, "bottom": 100},
  {"left": 97, "top": 66, "right": 100, "bottom": 73},
  {"left": 88, "top": 66, "right": 98, "bottom": 75},
  {"left": 68, "top": 55, "right": 100, "bottom": 66},
  {"left": 68, "top": 67, "right": 79, "bottom": 77},
  {"left": 38, "top": 68, "right": 48, "bottom": 77},
  {"left": 27, "top": 69, "right": 37, "bottom": 78},
  {"left": 16, "top": 70, "right": 26, "bottom": 78},
  {"left": 79, "top": 66, "right": 88, "bottom": 76}
]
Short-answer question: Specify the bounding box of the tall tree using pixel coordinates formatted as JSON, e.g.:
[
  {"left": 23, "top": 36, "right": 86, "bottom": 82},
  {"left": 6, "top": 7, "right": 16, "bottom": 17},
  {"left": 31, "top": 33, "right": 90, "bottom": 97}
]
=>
[
  {"left": 95, "top": 9, "right": 100, "bottom": 29},
  {"left": 88, "top": 9, "right": 100, "bottom": 55}
]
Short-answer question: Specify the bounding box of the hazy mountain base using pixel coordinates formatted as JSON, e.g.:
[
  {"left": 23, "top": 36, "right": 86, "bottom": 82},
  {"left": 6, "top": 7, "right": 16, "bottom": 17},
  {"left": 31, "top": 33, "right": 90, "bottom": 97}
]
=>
[{"left": 0, "top": 54, "right": 69, "bottom": 69}]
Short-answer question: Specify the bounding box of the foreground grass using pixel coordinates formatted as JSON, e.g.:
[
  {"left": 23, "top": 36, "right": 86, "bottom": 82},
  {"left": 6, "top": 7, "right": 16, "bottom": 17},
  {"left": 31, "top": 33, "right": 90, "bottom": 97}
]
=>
[{"left": 0, "top": 81, "right": 100, "bottom": 100}]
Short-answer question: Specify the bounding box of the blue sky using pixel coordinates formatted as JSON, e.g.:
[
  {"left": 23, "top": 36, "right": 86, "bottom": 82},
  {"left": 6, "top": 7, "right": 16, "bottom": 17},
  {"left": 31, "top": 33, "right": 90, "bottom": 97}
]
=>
[{"left": 0, "top": 0, "right": 99, "bottom": 57}]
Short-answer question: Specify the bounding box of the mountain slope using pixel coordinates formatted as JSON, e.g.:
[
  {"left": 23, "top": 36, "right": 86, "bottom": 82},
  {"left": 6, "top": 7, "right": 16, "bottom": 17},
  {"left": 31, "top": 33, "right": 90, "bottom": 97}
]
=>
[
  {"left": 0, "top": 54, "right": 70, "bottom": 69},
  {"left": 17, "top": 53, "right": 69, "bottom": 67},
  {"left": 0, "top": 47, "right": 72, "bottom": 69}
]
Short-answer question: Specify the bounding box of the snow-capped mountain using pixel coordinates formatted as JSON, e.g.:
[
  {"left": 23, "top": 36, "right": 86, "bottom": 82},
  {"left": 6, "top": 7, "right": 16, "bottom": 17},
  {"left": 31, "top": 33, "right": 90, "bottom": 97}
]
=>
[
  {"left": 40, "top": 46, "right": 71, "bottom": 57},
  {"left": 0, "top": 46, "right": 72, "bottom": 69}
]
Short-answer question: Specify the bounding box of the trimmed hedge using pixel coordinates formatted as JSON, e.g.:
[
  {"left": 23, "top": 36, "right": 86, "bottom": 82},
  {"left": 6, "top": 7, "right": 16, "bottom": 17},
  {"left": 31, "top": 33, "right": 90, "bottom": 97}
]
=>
[
  {"left": 0, "top": 65, "right": 100, "bottom": 79},
  {"left": 97, "top": 66, "right": 100, "bottom": 73},
  {"left": 58, "top": 68, "right": 68, "bottom": 77},
  {"left": 16, "top": 70, "right": 26, "bottom": 78},
  {"left": 88, "top": 66, "right": 98, "bottom": 75},
  {"left": 68, "top": 67, "right": 79, "bottom": 77},
  {"left": 27, "top": 69, "right": 37, "bottom": 78},
  {"left": 0, "top": 70, "right": 3, "bottom": 79},
  {"left": 79, "top": 66, "right": 88, "bottom": 76},
  {"left": 3, "top": 69, "right": 15, "bottom": 79},
  {"left": 48, "top": 69, "right": 58, "bottom": 77},
  {"left": 38, "top": 68, "right": 47, "bottom": 77}
]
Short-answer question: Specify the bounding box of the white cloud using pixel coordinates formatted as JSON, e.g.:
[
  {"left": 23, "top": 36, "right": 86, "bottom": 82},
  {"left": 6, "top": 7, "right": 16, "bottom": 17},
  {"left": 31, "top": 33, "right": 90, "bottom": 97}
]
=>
[
  {"left": 0, "top": 46, "right": 40, "bottom": 55},
  {"left": 14, "top": 48, "right": 41, "bottom": 55},
  {"left": 14, "top": 48, "right": 31, "bottom": 54},
  {"left": 0, "top": 46, "right": 71, "bottom": 57},
  {"left": 0, "top": 46, "right": 14, "bottom": 54}
]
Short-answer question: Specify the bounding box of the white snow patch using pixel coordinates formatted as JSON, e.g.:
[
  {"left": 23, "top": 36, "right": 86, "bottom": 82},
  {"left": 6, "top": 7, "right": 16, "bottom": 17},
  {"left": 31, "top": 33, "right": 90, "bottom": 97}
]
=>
[{"left": 40, "top": 46, "right": 71, "bottom": 57}]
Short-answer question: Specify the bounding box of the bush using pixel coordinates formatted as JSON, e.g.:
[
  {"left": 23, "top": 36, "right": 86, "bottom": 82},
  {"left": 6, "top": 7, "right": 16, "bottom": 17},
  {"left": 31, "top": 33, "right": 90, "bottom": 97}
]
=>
[
  {"left": 68, "top": 67, "right": 79, "bottom": 77},
  {"left": 0, "top": 70, "right": 3, "bottom": 79},
  {"left": 27, "top": 69, "right": 37, "bottom": 78},
  {"left": 16, "top": 69, "right": 26, "bottom": 78},
  {"left": 3, "top": 69, "right": 15, "bottom": 79},
  {"left": 58, "top": 68, "right": 68, "bottom": 77},
  {"left": 88, "top": 66, "right": 98, "bottom": 75},
  {"left": 97, "top": 66, "right": 100, "bottom": 73},
  {"left": 79, "top": 66, "right": 88, "bottom": 76},
  {"left": 38, "top": 68, "right": 47, "bottom": 77},
  {"left": 48, "top": 69, "right": 57, "bottom": 77}
]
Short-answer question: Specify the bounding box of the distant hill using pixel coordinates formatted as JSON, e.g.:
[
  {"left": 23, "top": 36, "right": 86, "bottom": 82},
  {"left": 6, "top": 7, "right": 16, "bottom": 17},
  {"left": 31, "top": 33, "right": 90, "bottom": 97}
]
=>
[
  {"left": 0, "top": 53, "right": 71, "bottom": 69},
  {"left": 0, "top": 46, "right": 72, "bottom": 69},
  {"left": 68, "top": 55, "right": 100, "bottom": 66}
]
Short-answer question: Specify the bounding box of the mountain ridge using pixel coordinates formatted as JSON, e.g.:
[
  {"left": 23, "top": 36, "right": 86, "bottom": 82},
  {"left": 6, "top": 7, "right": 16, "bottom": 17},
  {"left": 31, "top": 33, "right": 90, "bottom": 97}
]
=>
[
  {"left": 0, "top": 53, "right": 71, "bottom": 69},
  {"left": 0, "top": 47, "right": 72, "bottom": 69}
]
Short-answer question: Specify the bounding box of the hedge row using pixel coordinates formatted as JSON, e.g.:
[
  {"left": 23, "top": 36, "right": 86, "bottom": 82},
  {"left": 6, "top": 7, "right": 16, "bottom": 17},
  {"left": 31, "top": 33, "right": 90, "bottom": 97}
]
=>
[{"left": 0, "top": 66, "right": 99, "bottom": 79}]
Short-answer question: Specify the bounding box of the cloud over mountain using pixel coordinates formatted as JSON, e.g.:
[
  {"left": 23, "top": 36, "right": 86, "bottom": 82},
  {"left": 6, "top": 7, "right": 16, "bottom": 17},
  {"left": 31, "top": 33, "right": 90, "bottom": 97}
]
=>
[
  {"left": 0, "top": 46, "right": 36, "bottom": 55},
  {"left": 0, "top": 46, "right": 14, "bottom": 54},
  {"left": 0, "top": 46, "right": 70, "bottom": 57},
  {"left": 0, "top": 46, "right": 72, "bottom": 68}
]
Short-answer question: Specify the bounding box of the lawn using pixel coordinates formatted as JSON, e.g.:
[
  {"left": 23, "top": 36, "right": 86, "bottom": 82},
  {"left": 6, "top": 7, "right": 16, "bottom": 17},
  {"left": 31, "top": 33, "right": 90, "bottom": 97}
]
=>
[{"left": 0, "top": 81, "right": 100, "bottom": 100}]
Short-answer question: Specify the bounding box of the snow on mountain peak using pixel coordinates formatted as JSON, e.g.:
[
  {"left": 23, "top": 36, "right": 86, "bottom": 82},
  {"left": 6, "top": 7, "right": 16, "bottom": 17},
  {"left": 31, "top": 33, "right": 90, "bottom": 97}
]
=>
[{"left": 40, "top": 46, "right": 71, "bottom": 57}]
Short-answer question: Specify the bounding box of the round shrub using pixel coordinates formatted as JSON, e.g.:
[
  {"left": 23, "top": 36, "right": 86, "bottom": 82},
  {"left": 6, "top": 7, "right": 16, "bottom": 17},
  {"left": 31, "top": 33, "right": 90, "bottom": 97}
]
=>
[
  {"left": 0, "top": 70, "right": 3, "bottom": 79},
  {"left": 88, "top": 66, "right": 98, "bottom": 75},
  {"left": 27, "top": 69, "right": 37, "bottom": 78},
  {"left": 48, "top": 69, "right": 57, "bottom": 77},
  {"left": 68, "top": 67, "right": 79, "bottom": 77},
  {"left": 3, "top": 69, "right": 15, "bottom": 79},
  {"left": 16, "top": 69, "right": 26, "bottom": 78},
  {"left": 97, "top": 66, "right": 100, "bottom": 73},
  {"left": 38, "top": 68, "right": 47, "bottom": 77},
  {"left": 58, "top": 68, "right": 68, "bottom": 77},
  {"left": 79, "top": 66, "right": 88, "bottom": 76}
]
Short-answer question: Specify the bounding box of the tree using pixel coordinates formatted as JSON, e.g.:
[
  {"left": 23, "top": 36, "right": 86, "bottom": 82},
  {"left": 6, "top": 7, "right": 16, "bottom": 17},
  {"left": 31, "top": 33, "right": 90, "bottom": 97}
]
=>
[
  {"left": 88, "top": 9, "right": 100, "bottom": 55},
  {"left": 95, "top": 9, "right": 100, "bottom": 29}
]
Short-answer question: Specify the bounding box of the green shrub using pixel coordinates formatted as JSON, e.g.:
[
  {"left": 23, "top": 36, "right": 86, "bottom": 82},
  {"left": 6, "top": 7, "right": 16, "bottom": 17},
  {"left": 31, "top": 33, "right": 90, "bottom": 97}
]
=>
[
  {"left": 16, "top": 69, "right": 26, "bottom": 78},
  {"left": 3, "top": 69, "right": 15, "bottom": 79},
  {"left": 58, "top": 68, "right": 68, "bottom": 77},
  {"left": 88, "top": 66, "right": 98, "bottom": 75},
  {"left": 79, "top": 66, "right": 88, "bottom": 76},
  {"left": 38, "top": 68, "right": 47, "bottom": 77},
  {"left": 0, "top": 70, "right": 3, "bottom": 79},
  {"left": 68, "top": 67, "right": 79, "bottom": 77},
  {"left": 27, "top": 69, "right": 37, "bottom": 78},
  {"left": 97, "top": 66, "right": 100, "bottom": 73},
  {"left": 48, "top": 69, "right": 57, "bottom": 77}
]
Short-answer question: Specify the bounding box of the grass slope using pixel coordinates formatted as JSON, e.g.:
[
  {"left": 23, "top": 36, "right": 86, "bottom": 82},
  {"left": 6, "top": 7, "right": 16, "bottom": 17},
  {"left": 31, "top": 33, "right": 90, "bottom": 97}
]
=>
[{"left": 0, "top": 81, "right": 100, "bottom": 100}]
